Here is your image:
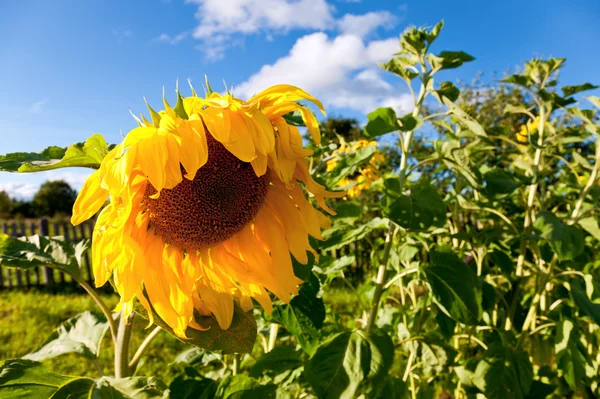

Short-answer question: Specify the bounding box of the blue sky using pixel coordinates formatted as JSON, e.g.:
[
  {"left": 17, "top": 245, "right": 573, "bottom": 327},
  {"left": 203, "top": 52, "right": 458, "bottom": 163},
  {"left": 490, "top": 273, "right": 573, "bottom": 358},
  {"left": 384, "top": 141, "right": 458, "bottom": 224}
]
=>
[{"left": 1, "top": 0, "right": 599, "bottom": 198}]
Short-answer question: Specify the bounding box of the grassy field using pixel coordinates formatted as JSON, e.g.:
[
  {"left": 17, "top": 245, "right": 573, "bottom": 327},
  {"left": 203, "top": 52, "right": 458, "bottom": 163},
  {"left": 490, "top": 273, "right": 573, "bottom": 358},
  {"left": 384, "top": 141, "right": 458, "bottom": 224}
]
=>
[
  {"left": 0, "top": 285, "right": 360, "bottom": 384},
  {"left": 0, "top": 287, "right": 188, "bottom": 383}
]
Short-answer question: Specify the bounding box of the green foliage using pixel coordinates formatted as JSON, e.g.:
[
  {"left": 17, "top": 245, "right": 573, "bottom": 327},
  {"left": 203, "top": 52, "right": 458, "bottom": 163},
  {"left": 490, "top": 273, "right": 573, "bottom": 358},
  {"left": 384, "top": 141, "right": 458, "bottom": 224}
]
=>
[
  {"left": 32, "top": 180, "right": 77, "bottom": 217},
  {"left": 0, "top": 134, "right": 110, "bottom": 173}
]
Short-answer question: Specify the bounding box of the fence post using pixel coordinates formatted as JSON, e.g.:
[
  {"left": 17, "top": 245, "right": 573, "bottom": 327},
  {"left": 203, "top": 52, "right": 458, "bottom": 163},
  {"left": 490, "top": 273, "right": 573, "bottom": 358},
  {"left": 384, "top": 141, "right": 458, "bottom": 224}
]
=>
[
  {"left": 2, "top": 222, "right": 11, "bottom": 288},
  {"left": 38, "top": 218, "right": 54, "bottom": 286}
]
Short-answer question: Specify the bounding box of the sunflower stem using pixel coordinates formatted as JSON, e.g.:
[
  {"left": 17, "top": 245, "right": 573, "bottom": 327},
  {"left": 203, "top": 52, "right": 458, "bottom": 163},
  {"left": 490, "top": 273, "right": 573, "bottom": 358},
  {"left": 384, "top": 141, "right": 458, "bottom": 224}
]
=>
[
  {"left": 61, "top": 268, "right": 117, "bottom": 343},
  {"left": 129, "top": 326, "right": 162, "bottom": 372},
  {"left": 267, "top": 323, "right": 279, "bottom": 352},
  {"left": 232, "top": 353, "right": 241, "bottom": 375},
  {"left": 115, "top": 311, "right": 135, "bottom": 378}
]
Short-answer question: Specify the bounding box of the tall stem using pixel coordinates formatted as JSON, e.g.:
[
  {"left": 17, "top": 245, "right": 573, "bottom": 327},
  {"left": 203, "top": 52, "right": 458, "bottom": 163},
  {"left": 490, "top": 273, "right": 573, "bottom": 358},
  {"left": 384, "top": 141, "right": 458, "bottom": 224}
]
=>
[
  {"left": 364, "top": 72, "right": 427, "bottom": 333},
  {"left": 62, "top": 268, "right": 117, "bottom": 343},
  {"left": 267, "top": 323, "right": 279, "bottom": 352},
  {"left": 516, "top": 107, "right": 546, "bottom": 276},
  {"left": 571, "top": 142, "right": 600, "bottom": 221},
  {"left": 115, "top": 311, "right": 135, "bottom": 378},
  {"left": 129, "top": 326, "right": 162, "bottom": 371}
]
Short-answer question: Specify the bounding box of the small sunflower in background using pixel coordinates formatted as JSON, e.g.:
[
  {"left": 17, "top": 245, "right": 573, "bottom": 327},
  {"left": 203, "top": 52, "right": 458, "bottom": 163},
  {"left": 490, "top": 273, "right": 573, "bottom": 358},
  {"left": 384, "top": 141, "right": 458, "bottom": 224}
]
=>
[
  {"left": 516, "top": 116, "right": 541, "bottom": 144},
  {"left": 327, "top": 140, "right": 385, "bottom": 198},
  {"left": 71, "top": 83, "right": 344, "bottom": 337}
]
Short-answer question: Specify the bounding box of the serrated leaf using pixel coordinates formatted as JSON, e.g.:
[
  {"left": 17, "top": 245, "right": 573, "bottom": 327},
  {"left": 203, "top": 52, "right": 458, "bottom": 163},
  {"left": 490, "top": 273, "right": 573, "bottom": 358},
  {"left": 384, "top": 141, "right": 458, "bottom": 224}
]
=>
[
  {"left": 270, "top": 274, "right": 325, "bottom": 356},
  {"left": 93, "top": 376, "right": 168, "bottom": 399},
  {"left": 434, "top": 51, "right": 475, "bottom": 70},
  {"left": 327, "top": 145, "right": 376, "bottom": 185},
  {"left": 364, "top": 107, "right": 400, "bottom": 138},
  {"left": 421, "top": 335, "right": 457, "bottom": 376},
  {"left": 23, "top": 311, "right": 110, "bottom": 361},
  {"left": 562, "top": 83, "right": 599, "bottom": 97},
  {"left": 483, "top": 168, "right": 521, "bottom": 198},
  {"left": 533, "top": 211, "right": 584, "bottom": 261},
  {"left": 249, "top": 346, "right": 303, "bottom": 377},
  {"left": 472, "top": 344, "right": 533, "bottom": 399},
  {"left": 215, "top": 375, "right": 276, "bottom": 399},
  {"left": 169, "top": 368, "right": 217, "bottom": 399},
  {"left": 578, "top": 217, "right": 600, "bottom": 240},
  {"left": 423, "top": 248, "right": 482, "bottom": 325},
  {"left": 555, "top": 319, "right": 590, "bottom": 391},
  {"left": 487, "top": 250, "right": 513, "bottom": 275},
  {"left": 434, "top": 81, "right": 460, "bottom": 102},
  {"left": 0, "top": 234, "right": 89, "bottom": 277},
  {"left": 570, "top": 280, "right": 600, "bottom": 325},
  {"left": 502, "top": 74, "right": 532, "bottom": 87},
  {"left": 387, "top": 185, "right": 447, "bottom": 231},
  {"left": 0, "top": 359, "right": 95, "bottom": 398},
  {"left": 136, "top": 302, "right": 257, "bottom": 354},
  {"left": 321, "top": 218, "right": 389, "bottom": 250},
  {"left": 0, "top": 134, "right": 110, "bottom": 172},
  {"left": 304, "top": 329, "right": 394, "bottom": 399},
  {"left": 443, "top": 97, "right": 487, "bottom": 137}
]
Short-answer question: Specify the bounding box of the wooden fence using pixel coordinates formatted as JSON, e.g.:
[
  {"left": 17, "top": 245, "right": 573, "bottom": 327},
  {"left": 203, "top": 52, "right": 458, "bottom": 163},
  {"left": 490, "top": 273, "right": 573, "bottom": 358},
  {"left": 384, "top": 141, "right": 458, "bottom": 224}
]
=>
[{"left": 0, "top": 219, "right": 95, "bottom": 289}]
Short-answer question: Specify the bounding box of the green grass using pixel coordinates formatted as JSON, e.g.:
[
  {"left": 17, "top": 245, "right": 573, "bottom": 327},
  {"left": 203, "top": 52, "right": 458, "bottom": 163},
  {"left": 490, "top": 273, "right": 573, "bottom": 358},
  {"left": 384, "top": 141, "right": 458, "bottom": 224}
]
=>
[{"left": 0, "top": 288, "right": 188, "bottom": 383}]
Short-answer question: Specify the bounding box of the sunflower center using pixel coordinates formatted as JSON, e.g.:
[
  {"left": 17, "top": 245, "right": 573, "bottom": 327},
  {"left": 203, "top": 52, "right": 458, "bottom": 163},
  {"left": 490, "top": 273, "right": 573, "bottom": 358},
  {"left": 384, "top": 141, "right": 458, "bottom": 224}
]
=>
[{"left": 144, "top": 134, "right": 269, "bottom": 250}]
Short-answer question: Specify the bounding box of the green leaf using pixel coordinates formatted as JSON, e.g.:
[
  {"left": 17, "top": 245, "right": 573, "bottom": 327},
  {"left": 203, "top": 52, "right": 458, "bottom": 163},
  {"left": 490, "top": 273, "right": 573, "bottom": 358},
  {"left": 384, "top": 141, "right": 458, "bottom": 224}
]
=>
[
  {"left": 562, "top": 83, "right": 599, "bottom": 97},
  {"left": 380, "top": 57, "right": 419, "bottom": 81},
  {"left": 502, "top": 74, "right": 532, "bottom": 88},
  {"left": 483, "top": 169, "right": 521, "bottom": 198},
  {"left": 0, "top": 359, "right": 95, "bottom": 398},
  {"left": 315, "top": 255, "right": 356, "bottom": 275},
  {"left": 434, "top": 81, "right": 460, "bottom": 102},
  {"left": 443, "top": 97, "right": 487, "bottom": 137},
  {"left": 431, "top": 51, "right": 475, "bottom": 70},
  {"left": 249, "top": 346, "right": 303, "bottom": 377},
  {"left": 322, "top": 218, "right": 389, "bottom": 250},
  {"left": 304, "top": 329, "right": 394, "bottom": 399},
  {"left": 169, "top": 368, "right": 217, "bottom": 399},
  {"left": 421, "top": 335, "right": 457, "bottom": 376},
  {"left": 137, "top": 302, "right": 257, "bottom": 354},
  {"left": 423, "top": 248, "right": 482, "bottom": 325},
  {"left": 364, "top": 107, "right": 400, "bottom": 138},
  {"left": 472, "top": 344, "right": 533, "bottom": 399},
  {"left": 555, "top": 319, "right": 590, "bottom": 391},
  {"left": 270, "top": 274, "right": 325, "bottom": 356},
  {"left": 487, "top": 250, "right": 513, "bottom": 275},
  {"left": 435, "top": 310, "right": 456, "bottom": 340},
  {"left": 578, "top": 217, "right": 600, "bottom": 240},
  {"left": 93, "top": 376, "right": 168, "bottom": 399},
  {"left": 397, "top": 113, "right": 419, "bottom": 132},
  {"left": 215, "top": 375, "right": 276, "bottom": 399},
  {"left": 23, "top": 311, "right": 110, "bottom": 361},
  {"left": 0, "top": 134, "right": 110, "bottom": 172},
  {"left": 524, "top": 381, "right": 556, "bottom": 399},
  {"left": 533, "top": 211, "right": 584, "bottom": 261},
  {"left": 570, "top": 280, "right": 600, "bottom": 325},
  {"left": 387, "top": 184, "right": 447, "bottom": 231},
  {"left": 283, "top": 110, "right": 305, "bottom": 127},
  {"left": 0, "top": 234, "right": 89, "bottom": 277}
]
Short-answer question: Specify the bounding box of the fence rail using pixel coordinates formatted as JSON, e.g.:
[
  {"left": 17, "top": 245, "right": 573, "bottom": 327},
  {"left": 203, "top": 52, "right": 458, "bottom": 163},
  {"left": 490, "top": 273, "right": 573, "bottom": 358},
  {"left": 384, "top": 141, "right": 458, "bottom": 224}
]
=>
[{"left": 0, "top": 218, "right": 95, "bottom": 289}]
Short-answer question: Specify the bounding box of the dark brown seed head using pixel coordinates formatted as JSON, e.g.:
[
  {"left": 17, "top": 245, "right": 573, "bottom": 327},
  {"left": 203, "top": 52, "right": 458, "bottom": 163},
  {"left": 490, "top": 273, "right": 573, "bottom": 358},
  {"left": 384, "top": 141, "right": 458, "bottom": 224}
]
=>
[{"left": 144, "top": 133, "right": 269, "bottom": 250}]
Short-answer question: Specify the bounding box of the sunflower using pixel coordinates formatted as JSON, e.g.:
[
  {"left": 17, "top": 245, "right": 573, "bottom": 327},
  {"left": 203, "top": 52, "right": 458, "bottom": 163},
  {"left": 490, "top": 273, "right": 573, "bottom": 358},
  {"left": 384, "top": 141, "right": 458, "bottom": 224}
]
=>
[
  {"left": 327, "top": 140, "right": 384, "bottom": 198},
  {"left": 516, "top": 116, "right": 541, "bottom": 144},
  {"left": 71, "top": 84, "right": 344, "bottom": 337}
]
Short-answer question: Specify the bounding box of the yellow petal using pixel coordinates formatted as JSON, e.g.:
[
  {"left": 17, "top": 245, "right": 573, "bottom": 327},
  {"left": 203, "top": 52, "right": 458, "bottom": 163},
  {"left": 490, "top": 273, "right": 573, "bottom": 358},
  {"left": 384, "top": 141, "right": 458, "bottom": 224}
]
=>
[{"left": 71, "top": 170, "right": 108, "bottom": 225}]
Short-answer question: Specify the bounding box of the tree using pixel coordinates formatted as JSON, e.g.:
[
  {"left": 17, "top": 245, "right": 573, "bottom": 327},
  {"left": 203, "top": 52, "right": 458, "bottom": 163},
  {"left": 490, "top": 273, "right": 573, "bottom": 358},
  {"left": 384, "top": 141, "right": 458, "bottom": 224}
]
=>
[
  {"left": 0, "top": 191, "right": 13, "bottom": 219},
  {"left": 31, "top": 180, "right": 77, "bottom": 217}
]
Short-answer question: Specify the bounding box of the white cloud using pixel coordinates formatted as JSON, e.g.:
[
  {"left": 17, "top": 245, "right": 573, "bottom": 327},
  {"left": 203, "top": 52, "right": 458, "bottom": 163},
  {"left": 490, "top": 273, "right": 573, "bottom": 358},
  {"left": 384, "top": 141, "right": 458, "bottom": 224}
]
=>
[
  {"left": 188, "top": 0, "right": 334, "bottom": 38},
  {"left": 337, "top": 11, "right": 397, "bottom": 38},
  {"left": 156, "top": 32, "right": 189, "bottom": 44},
  {"left": 236, "top": 32, "right": 412, "bottom": 115},
  {"left": 29, "top": 99, "right": 48, "bottom": 114},
  {"left": 0, "top": 182, "right": 39, "bottom": 200},
  {"left": 46, "top": 171, "right": 92, "bottom": 191},
  {"left": 185, "top": 0, "right": 334, "bottom": 59}
]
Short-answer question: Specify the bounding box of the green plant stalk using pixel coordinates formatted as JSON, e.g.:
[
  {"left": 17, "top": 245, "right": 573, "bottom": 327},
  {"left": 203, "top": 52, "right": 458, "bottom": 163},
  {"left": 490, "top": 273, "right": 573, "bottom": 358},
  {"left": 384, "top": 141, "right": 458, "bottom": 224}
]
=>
[
  {"left": 232, "top": 353, "right": 241, "bottom": 375},
  {"left": 516, "top": 106, "right": 546, "bottom": 276},
  {"left": 364, "top": 71, "right": 428, "bottom": 333},
  {"left": 571, "top": 140, "right": 600, "bottom": 221},
  {"left": 62, "top": 267, "right": 117, "bottom": 343},
  {"left": 115, "top": 311, "right": 134, "bottom": 378},
  {"left": 129, "top": 326, "right": 162, "bottom": 371},
  {"left": 267, "top": 323, "right": 279, "bottom": 352}
]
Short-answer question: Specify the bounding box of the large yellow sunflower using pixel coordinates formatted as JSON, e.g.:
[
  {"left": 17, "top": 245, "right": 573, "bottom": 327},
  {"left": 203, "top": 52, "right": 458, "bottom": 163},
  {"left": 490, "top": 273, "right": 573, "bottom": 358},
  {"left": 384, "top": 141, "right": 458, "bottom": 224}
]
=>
[{"left": 71, "top": 84, "right": 344, "bottom": 337}]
